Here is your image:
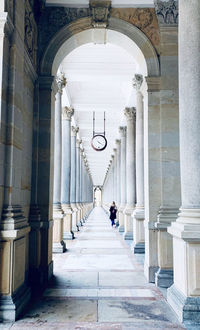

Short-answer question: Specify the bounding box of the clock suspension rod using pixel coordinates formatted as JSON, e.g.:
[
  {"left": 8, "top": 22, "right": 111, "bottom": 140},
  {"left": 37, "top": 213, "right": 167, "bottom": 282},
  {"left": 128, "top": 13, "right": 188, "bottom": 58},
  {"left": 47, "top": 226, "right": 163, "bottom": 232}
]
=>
[
  {"left": 104, "top": 111, "right": 106, "bottom": 137},
  {"left": 93, "top": 111, "right": 95, "bottom": 137}
]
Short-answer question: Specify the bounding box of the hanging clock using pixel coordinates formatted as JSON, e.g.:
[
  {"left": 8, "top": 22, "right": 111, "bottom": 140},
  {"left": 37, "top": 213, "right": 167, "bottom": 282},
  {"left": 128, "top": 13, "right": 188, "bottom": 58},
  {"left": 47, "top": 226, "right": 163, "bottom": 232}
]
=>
[
  {"left": 91, "top": 112, "right": 107, "bottom": 152},
  {"left": 91, "top": 134, "right": 107, "bottom": 151}
]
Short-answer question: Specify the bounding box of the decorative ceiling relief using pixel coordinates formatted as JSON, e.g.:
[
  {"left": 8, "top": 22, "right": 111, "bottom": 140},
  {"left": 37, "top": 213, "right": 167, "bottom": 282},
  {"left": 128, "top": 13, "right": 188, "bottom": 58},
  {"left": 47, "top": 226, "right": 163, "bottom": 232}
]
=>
[
  {"left": 154, "top": 0, "right": 178, "bottom": 25},
  {"left": 89, "top": 0, "right": 111, "bottom": 28},
  {"left": 110, "top": 8, "right": 160, "bottom": 52}
]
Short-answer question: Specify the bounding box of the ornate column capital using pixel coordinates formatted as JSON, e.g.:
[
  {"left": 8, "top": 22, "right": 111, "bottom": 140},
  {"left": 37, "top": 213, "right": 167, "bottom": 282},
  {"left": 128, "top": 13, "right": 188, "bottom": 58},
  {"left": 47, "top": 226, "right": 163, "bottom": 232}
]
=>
[
  {"left": 154, "top": 0, "right": 178, "bottom": 25},
  {"left": 132, "top": 74, "right": 143, "bottom": 91},
  {"left": 115, "top": 139, "right": 121, "bottom": 147},
  {"left": 111, "top": 154, "right": 114, "bottom": 160},
  {"left": 119, "top": 126, "right": 126, "bottom": 137},
  {"left": 124, "top": 107, "right": 136, "bottom": 121},
  {"left": 71, "top": 126, "right": 79, "bottom": 137},
  {"left": 113, "top": 148, "right": 117, "bottom": 154},
  {"left": 56, "top": 73, "right": 66, "bottom": 94},
  {"left": 62, "top": 107, "right": 74, "bottom": 120},
  {"left": 76, "top": 139, "right": 82, "bottom": 147}
]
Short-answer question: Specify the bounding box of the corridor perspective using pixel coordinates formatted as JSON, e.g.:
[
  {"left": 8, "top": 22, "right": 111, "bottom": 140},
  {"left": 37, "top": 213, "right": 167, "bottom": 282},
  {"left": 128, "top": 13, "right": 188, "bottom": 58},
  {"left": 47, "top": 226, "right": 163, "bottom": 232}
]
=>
[
  {"left": 1, "top": 1, "right": 200, "bottom": 329},
  {"left": 9, "top": 207, "right": 183, "bottom": 329}
]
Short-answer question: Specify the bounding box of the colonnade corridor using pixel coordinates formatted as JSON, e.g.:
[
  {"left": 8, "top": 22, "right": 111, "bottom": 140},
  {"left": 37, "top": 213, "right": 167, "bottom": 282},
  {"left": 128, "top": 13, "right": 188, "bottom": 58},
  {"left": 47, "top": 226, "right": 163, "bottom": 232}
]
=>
[{"left": 9, "top": 207, "right": 183, "bottom": 330}]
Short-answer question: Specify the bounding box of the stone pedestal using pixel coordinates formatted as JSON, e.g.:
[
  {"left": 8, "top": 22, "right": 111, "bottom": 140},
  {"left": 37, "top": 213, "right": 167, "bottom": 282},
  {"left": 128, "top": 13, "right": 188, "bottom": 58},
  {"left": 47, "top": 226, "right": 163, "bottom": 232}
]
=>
[
  {"left": 132, "top": 207, "right": 145, "bottom": 253},
  {"left": 155, "top": 207, "right": 177, "bottom": 288},
  {"left": 62, "top": 204, "right": 74, "bottom": 240},
  {"left": 52, "top": 204, "right": 66, "bottom": 253}
]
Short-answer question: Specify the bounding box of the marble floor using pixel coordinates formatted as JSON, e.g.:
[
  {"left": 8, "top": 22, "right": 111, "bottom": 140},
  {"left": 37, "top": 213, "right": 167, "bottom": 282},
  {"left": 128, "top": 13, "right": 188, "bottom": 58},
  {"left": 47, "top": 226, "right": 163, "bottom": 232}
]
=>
[{"left": 5, "top": 207, "right": 185, "bottom": 329}]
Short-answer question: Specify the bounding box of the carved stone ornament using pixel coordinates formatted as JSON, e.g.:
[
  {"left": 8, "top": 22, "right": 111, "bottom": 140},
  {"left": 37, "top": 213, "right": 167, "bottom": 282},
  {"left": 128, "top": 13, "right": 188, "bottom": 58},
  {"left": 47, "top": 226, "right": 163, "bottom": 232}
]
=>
[
  {"left": 62, "top": 107, "right": 74, "bottom": 120},
  {"left": 119, "top": 126, "right": 126, "bottom": 137},
  {"left": 90, "top": 0, "right": 111, "bottom": 28},
  {"left": 71, "top": 126, "right": 79, "bottom": 136},
  {"left": 124, "top": 107, "right": 136, "bottom": 121},
  {"left": 25, "top": 0, "right": 37, "bottom": 65},
  {"left": 154, "top": 0, "right": 178, "bottom": 25},
  {"left": 56, "top": 73, "right": 66, "bottom": 93},
  {"left": 133, "top": 74, "right": 143, "bottom": 91}
]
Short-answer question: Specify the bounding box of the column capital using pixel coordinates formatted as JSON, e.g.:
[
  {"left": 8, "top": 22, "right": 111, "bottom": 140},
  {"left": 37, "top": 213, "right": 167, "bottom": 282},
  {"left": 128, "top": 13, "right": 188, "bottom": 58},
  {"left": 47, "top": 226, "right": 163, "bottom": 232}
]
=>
[
  {"left": 154, "top": 0, "right": 178, "bottom": 26},
  {"left": 62, "top": 107, "right": 74, "bottom": 120},
  {"left": 111, "top": 154, "right": 114, "bottom": 160},
  {"left": 56, "top": 73, "right": 66, "bottom": 94},
  {"left": 124, "top": 107, "right": 136, "bottom": 121},
  {"left": 76, "top": 139, "right": 82, "bottom": 147},
  {"left": 132, "top": 74, "right": 143, "bottom": 91},
  {"left": 119, "top": 126, "right": 126, "bottom": 137},
  {"left": 115, "top": 139, "right": 121, "bottom": 147},
  {"left": 113, "top": 148, "right": 117, "bottom": 154},
  {"left": 71, "top": 126, "right": 79, "bottom": 137}
]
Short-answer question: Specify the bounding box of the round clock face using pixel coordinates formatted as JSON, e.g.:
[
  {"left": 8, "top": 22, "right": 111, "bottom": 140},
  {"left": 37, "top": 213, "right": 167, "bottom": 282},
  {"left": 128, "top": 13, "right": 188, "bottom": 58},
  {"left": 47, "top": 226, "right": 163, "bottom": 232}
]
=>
[{"left": 91, "top": 134, "right": 107, "bottom": 151}]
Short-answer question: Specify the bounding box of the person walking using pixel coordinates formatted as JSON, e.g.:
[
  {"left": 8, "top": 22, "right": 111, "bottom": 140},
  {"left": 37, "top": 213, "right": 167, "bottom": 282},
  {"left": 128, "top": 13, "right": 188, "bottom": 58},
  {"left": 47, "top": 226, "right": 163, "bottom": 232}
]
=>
[{"left": 109, "top": 201, "right": 117, "bottom": 227}]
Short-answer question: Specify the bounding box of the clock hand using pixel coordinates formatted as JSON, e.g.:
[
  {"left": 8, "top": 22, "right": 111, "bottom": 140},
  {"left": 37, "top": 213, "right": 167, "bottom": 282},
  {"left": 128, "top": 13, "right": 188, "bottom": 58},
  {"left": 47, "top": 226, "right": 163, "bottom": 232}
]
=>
[{"left": 97, "top": 140, "right": 103, "bottom": 145}]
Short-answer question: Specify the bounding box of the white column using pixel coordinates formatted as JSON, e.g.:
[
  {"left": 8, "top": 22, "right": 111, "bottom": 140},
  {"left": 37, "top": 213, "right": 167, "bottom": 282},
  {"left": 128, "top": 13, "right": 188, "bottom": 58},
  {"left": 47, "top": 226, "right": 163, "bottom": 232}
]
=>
[
  {"left": 167, "top": 0, "right": 200, "bottom": 323},
  {"left": 113, "top": 148, "right": 117, "bottom": 203},
  {"left": 61, "top": 107, "right": 74, "bottom": 240},
  {"left": 71, "top": 126, "right": 79, "bottom": 232},
  {"left": 53, "top": 74, "right": 66, "bottom": 253},
  {"left": 116, "top": 139, "right": 121, "bottom": 210},
  {"left": 123, "top": 107, "right": 136, "bottom": 240},
  {"left": 132, "top": 74, "right": 145, "bottom": 254},
  {"left": 118, "top": 126, "right": 126, "bottom": 232},
  {"left": 76, "top": 139, "right": 82, "bottom": 226}
]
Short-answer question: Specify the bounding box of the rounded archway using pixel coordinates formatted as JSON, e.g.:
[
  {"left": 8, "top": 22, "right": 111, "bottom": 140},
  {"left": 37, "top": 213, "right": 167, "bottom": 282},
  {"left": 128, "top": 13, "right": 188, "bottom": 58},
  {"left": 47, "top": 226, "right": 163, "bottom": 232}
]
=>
[{"left": 40, "top": 17, "right": 160, "bottom": 77}]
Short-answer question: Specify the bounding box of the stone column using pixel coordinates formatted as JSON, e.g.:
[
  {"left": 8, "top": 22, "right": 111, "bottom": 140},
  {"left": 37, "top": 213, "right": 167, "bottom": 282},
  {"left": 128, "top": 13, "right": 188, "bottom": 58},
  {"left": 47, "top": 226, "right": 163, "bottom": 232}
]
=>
[
  {"left": 113, "top": 148, "right": 117, "bottom": 203},
  {"left": 167, "top": 0, "right": 200, "bottom": 323},
  {"left": 123, "top": 107, "right": 136, "bottom": 240},
  {"left": 76, "top": 139, "right": 82, "bottom": 226},
  {"left": 70, "top": 126, "right": 79, "bottom": 232},
  {"left": 132, "top": 74, "right": 145, "bottom": 254},
  {"left": 116, "top": 139, "right": 121, "bottom": 225},
  {"left": 52, "top": 74, "right": 66, "bottom": 253},
  {"left": 0, "top": 8, "right": 31, "bottom": 321},
  {"left": 118, "top": 127, "right": 126, "bottom": 232},
  {"left": 61, "top": 107, "right": 74, "bottom": 240}
]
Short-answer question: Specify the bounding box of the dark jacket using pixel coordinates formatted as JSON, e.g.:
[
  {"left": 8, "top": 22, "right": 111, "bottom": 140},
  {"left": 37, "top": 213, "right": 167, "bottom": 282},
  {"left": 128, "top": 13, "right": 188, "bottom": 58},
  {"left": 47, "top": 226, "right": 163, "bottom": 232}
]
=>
[{"left": 109, "top": 206, "right": 117, "bottom": 220}]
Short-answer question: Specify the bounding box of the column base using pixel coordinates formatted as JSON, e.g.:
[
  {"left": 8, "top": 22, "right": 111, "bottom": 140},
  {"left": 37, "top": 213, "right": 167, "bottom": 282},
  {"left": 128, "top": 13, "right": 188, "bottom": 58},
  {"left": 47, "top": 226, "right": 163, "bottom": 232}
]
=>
[
  {"left": 72, "top": 225, "right": 79, "bottom": 232},
  {"left": 0, "top": 284, "right": 31, "bottom": 322},
  {"left": 132, "top": 241, "right": 145, "bottom": 254},
  {"left": 155, "top": 268, "right": 173, "bottom": 288},
  {"left": 167, "top": 284, "right": 200, "bottom": 323},
  {"left": 144, "top": 263, "right": 159, "bottom": 283},
  {"left": 40, "top": 260, "right": 54, "bottom": 284},
  {"left": 63, "top": 231, "right": 74, "bottom": 240},
  {"left": 53, "top": 240, "right": 66, "bottom": 253},
  {"left": 123, "top": 232, "right": 133, "bottom": 240},
  {"left": 118, "top": 225, "right": 124, "bottom": 232}
]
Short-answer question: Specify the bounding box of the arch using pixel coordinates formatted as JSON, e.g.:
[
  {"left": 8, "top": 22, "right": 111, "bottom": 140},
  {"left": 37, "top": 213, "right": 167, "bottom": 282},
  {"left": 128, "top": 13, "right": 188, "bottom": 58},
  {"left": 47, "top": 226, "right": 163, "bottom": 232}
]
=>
[{"left": 40, "top": 16, "right": 160, "bottom": 77}]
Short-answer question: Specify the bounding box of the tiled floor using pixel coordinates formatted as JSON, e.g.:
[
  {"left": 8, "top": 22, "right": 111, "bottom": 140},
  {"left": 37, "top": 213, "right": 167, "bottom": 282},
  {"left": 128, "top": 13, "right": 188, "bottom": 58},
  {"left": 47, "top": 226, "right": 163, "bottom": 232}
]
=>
[{"left": 6, "top": 207, "right": 185, "bottom": 329}]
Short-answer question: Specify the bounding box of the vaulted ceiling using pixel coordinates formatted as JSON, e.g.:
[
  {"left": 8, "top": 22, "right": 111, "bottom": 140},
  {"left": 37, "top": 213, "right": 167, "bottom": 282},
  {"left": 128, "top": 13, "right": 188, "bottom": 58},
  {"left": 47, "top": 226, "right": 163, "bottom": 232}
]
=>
[{"left": 59, "top": 42, "right": 139, "bottom": 186}]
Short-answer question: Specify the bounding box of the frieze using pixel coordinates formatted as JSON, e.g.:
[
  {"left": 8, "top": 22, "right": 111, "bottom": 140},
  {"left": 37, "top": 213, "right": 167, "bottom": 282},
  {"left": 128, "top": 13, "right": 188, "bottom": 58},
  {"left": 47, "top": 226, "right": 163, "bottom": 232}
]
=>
[
  {"left": 154, "top": 0, "right": 178, "bottom": 25},
  {"left": 110, "top": 8, "right": 160, "bottom": 52},
  {"left": 25, "top": 0, "right": 37, "bottom": 66},
  {"left": 38, "top": 7, "right": 90, "bottom": 59}
]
